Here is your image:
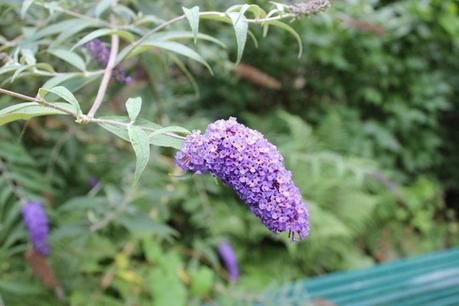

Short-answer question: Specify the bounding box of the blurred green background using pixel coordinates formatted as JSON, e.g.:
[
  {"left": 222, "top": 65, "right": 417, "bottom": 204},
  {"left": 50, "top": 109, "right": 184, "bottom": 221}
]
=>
[{"left": 1, "top": 0, "right": 459, "bottom": 305}]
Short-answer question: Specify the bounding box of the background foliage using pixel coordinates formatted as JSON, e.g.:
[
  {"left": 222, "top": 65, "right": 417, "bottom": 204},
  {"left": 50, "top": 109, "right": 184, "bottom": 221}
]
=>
[{"left": 1, "top": 0, "right": 459, "bottom": 305}]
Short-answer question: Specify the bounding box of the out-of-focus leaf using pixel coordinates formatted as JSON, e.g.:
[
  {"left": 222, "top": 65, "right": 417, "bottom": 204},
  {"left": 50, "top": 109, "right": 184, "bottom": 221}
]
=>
[
  {"left": 148, "top": 31, "right": 226, "bottom": 48},
  {"left": 189, "top": 267, "right": 213, "bottom": 297},
  {"left": 71, "top": 29, "right": 135, "bottom": 50},
  {"left": 139, "top": 41, "right": 213, "bottom": 74},
  {"left": 227, "top": 11, "right": 248, "bottom": 64},
  {"left": 48, "top": 49, "right": 86, "bottom": 71},
  {"left": 128, "top": 126, "right": 150, "bottom": 184},
  {"left": 0, "top": 102, "right": 73, "bottom": 126},
  {"left": 265, "top": 20, "right": 303, "bottom": 57},
  {"left": 125, "top": 97, "right": 142, "bottom": 122},
  {"left": 41, "top": 73, "right": 80, "bottom": 89},
  {"left": 95, "top": 0, "right": 113, "bottom": 17},
  {"left": 183, "top": 6, "right": 200, "bottom": 44},
  {"left": 21, "top": 0, "right": 34, "bottom": 18}
]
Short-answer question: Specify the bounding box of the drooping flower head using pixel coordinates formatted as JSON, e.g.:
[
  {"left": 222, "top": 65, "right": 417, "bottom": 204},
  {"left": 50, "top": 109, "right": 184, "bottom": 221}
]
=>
[
  {"left": 176, "top": 117, "right": 310, "bottom": 241},
  {"left": 21, "top": 201, "right": 50, "bottom": 256},
  {"left": 218, "top": 241, "right": 239, "bottom": 283},
  {"left": 82, "top": 39, "right": 132, "bottom": 84}
]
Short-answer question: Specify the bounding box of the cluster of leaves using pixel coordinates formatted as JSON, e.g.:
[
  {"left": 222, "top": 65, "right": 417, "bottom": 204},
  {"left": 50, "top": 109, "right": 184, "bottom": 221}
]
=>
[{"left": 1, "top": 0, "right": 459, "bottom": 305}]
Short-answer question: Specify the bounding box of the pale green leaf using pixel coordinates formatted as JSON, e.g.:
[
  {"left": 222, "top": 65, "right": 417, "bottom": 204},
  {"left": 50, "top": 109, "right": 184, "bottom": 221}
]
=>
[
  {"left": 38, "top": 86, "right": 82, "bottom": 117},
  {"left": 42, "top": 73, "right": 80, "bottom": 89},
  {"left": 20, "top": 49, "right": 36, "bottom": 65},
  {"left": 21, "top": 0, "right": 34, "bottom": 18},
  {"left": 52, "top": 20, "right": 96, "bottom": 47},
  {"left": 95, "top": 0, "right": 113, "bottom": 17},
  {"left": 128, "top": 126, "right": 150, "bottom": 184},
  {"left": 98, "top": 116, "right": 185, "bottom": 149},
  {"left": 149, "top": 126, "right": 190, "bottom": 137},
  {"left": 0, "top": 102, "right": 73, "bottom": 126},
  {"left": 227, "top": 12, "right": 248, "bottom": 64},
  {"left": 182, "top": 6, "right": 200, "bottom": 44},
  {"left": 266, "top": 20, "right": 303, "bottom": 57},
  {"left": 148, "top": 31, "right": 226, "bottom": 48},
  {"left": 125, "top": 97, "right": 142, "bottom": 122},
  {"left": 139, "top": 41, "right": 213, "bottom": 74},
  {"left": 48, "top": 49, "right": 86, "bottom": 71},
  {"left": 71, "top": 29, "right": 135, "bottom": 50}
]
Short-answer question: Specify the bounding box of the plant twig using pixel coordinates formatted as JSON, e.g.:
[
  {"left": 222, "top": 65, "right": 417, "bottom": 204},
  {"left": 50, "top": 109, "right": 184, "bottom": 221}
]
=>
[
  {"left": 0, "top": 87, "right": 187, "bottom": 140},
  {"left": 87, "top": 15, "right": 119, "bottom": 118},
  {"left": 0, "top": 88, "right": 76, "bottom": 116}
]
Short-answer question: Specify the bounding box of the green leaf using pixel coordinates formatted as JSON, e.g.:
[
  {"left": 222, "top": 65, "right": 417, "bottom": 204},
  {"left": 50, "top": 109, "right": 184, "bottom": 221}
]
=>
[
  {"left": 128, "top": 126, "right": 150, "bottom": 184},
  {"left": 48, "top": 49, "right": 86, "bottom": 71},
  {"left": 119, "top": 214, "right": 176, "bottom": 237},
  {"left": 41, "top": 73, "right": 80, "bottom": 89},
  {"left": 0, "top": 102, "right": 73, "bottom": 126},
  {"left": 20, "top": 49, "right": 36, "bottom": 65},
  {"left": 71, "top": 29, "right": 135, "bottom": 50},
  {"left": 266, "top": 20, "right": 303, "bottom": 57},
  {"left": 189, "top": 267, "right": 214, "bottom": 297},
  {"left": 52, "top": 20, "right": 96, "bottom": 47},
  {"left": 182, "top": 6, "right": 200, "bottom": 44},
  {"left": 21, "top": 0, "right": 34, "bottom": 18},
  {"left": 38, "top": 86, "right": 82, "bottom": 117},
  {"left": 138, "top": 41, "right": 213, "bottom": 74},
  {"left": 149, "top": 126, "right": 190, "bottom": 137},
  {"left": 95, "top": 0, "right": 113, "bottom": 17},
  {"left": 227, "top": 12, "right": 248, "bottom": 64},
  {"left": 125, "top": 97, "right": 142, "bottom": 122},
  {"left": 148, "top": 31, "right": 226, "bottom": 48},
  {"left": 98, "top": 116, "right": 185, "bottom": 149}
]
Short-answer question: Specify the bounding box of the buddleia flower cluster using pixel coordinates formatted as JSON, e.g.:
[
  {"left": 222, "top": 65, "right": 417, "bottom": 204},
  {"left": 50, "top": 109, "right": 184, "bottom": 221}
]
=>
[
  {"left": 176, "top": 117, "right": 310, "bottom": 241},
  {"left": 21, "top": 201, "right": 50, "bottom": 256},
  {"left": 82, "top": 39, "right": 132, "bottom": 84},
  {"left": 218, "top": 241, "right": 239, "bottom": 283},
  {"left": 288, "top": 0, "right": 332, "bottom": 17}
]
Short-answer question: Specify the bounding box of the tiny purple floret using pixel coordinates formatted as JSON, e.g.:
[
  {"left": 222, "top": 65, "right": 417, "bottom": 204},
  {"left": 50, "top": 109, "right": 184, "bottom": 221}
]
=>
[
  {"left": 21, "top": 201, "right": 50, "bottom": 256},
  {"left": 176, "top": 117, "right": 310, "bottom": 241},
  {"left": 218, "top": 241, "right": 239, "bottom": 283},
  {"left": 82, "top": 39, "right": 132, "bottom": 84}
]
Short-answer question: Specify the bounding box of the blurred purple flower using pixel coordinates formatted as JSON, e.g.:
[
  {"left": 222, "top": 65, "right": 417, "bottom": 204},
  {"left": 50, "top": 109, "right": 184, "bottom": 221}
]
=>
[
  {"left": 176, "top": 117, "right": 310, "bottom": 241},
  {"left": 21, "top": 201, "right": 50, "bottom": 256},
  {"left": 218, "top": 241, "right": 239, "bottom": 283},
  {"left": 88, "top": 177, "right": 99, "bottom": 189},
  {"left": 82, "top": 39, "right": 132, "bottom": 84}
]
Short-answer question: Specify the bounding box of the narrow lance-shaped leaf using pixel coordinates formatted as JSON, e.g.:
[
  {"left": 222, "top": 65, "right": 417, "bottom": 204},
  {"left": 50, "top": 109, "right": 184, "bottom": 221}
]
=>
[
  {"left": 38, "top": 86, "right": 82, "bottom": 118},
  {"left": 71, "top": 29, "right": 135, "bottom": 50},
  {"left": 48, "top": 49, "right": 86, "bottom": 71},
  {"left": 227, "top": 12, "right": 248, "bottom": 64},
  {"left": 0, "top": 102, "right": 74, "bottom": 126},
  {"left": 182, "top": 6, "right": 200, "bottom": 44},
  {"left": 139, "top": 41, "right": 213, "bottom": 74},
  {"left": 128, "top": 126, "right": 150, "bottom": 185},
  {"left": 95, "top": 0, "right": 113, "bottom": 17},
  {"left": 126, "top": 97, "right": 142, "bottom": 122},
  {"left": 21, "top": 0, "right": 34, "bottom": 18},
  {"left": 266, "top": 20, "right": 303, "bottom": 57}
]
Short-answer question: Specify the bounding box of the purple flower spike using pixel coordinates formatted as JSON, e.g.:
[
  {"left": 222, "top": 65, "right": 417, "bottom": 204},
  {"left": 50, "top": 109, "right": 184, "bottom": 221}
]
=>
[
  {"left": 21, "top": 201, "right": 50, "bottom": 256},
  {"left": 176, "top": 117, "right": 310, "bottom": 241},
  {"left": 218, "top": 241, "right": 239, "bottom": 283},
  {"left": 82, "top": 39, "right": 132, "bottom": 84}
]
